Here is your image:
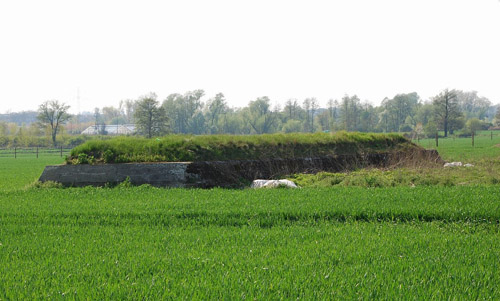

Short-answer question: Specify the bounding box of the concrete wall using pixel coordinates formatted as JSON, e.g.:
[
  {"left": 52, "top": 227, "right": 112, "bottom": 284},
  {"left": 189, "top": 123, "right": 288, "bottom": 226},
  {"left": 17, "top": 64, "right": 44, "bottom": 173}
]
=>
[
  {"left": 39, "top": 162, "right": 196, "bottom": 187},
  {"left": 39, "top": 150, "right": 442, "bottom": 188}
]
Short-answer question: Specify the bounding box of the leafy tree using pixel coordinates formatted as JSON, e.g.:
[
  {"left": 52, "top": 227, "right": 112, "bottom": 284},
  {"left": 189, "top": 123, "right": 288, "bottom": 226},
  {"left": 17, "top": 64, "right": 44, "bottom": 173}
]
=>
[
  {"left": 465, "top": 118, "right": 486, "bottom": 135},
  {"left": 37, "top": 100, "right": 71, "bottom": 146},
  {"left": 424, "top": 121, "right": 438, "bottom": 138},
  {"left": 282, "top": 119, "right": 303, "bottom": 133},
  {"left": 359, "top": 102, "right": 378, "bottom": 132},
  {"left": 119, "top": 99, "right": 136, "bottom": 123},
  {"left": 303, "top": 98, "right": 318, "bottom": 132},
  {"left": 456, "top": 90, "right": 491, "bottom": 120},
  {"left": 414, "top": 102, "right": 435, "bottom": 126},
  {"left": 102, "top": 106, "right": 121, "bottom": 124},
  {"left": 0, "top": 121, "right": 7, "bottom": 136},
  {"left": 94, "top": 108, "right": 106, "bottom": 135},
  {"left": 302, "top": 98, "right": 311, "bottom": 132},
  {"left": 189, "top": 111, "right": 207, "bottom": 135},
  {"left": 340, "top": 95, "right": 361, "bottom": 131},
  {"left": 379, "top": 93, "right": 420, "bottom": 132},
  {"left": 494, "top": 107, "right": 500, "bottom": 126},
  {"left": 327, "top": 99, "right": 338, "bottom": 129},
  {"left": 163, "top": 90, "right": 205, "bottom": 134},
  {"left": 432, "top": 89, "right": 463, "bottom": 137},
  {"left": 205, "top": 93, "right": 227, "bottom": 134},
  {"left": 283, "top": 99, "right": 302, "bottom": 120},
  {"left": 316, "top": 110, "right": 331, "bottom": 132},
  {"left": 243, "top": 97, "right": 278, "bottom": 134},
  {"left": 134, "top": 93, "right": 168, "bottom": 138},
  {"left": 222, "top": 108, "right": 247, "bottom": 134}
]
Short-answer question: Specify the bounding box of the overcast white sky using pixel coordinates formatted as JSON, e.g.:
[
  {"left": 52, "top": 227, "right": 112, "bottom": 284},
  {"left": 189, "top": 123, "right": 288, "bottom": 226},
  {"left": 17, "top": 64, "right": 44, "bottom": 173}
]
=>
[{"left": 0, "top": 0, "right": 499, "bottom": 114}]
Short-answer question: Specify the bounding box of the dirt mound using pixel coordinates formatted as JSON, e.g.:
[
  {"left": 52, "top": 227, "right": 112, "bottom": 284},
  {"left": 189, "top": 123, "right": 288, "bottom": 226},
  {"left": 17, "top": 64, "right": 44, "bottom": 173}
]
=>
[{"left": 187, "top": 149, "right": 443, "bottom": 188}]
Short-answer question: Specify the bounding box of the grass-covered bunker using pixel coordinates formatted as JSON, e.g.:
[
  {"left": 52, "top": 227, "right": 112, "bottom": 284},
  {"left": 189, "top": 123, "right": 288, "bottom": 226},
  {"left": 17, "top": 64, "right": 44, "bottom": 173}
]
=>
[{"left": 40, "top": 132, "right": 441, "bottom": 187}]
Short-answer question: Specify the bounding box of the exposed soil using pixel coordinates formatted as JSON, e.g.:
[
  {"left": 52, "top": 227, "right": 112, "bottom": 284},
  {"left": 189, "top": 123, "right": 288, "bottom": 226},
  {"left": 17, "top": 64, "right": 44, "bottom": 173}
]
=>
[{"left": 187, "top": 149, "right": 443, "bottom": 188}]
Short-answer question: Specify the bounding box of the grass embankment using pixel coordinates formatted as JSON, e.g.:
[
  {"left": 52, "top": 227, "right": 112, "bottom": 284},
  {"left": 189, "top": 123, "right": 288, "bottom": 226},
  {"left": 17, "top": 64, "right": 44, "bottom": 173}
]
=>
[{"left": 66, "top": 132, "right": 412, "bottom": 164}]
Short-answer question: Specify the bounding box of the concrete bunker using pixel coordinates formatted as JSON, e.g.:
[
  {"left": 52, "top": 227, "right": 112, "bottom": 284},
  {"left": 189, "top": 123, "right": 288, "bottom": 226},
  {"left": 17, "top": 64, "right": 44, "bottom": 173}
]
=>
[{"left": 39, "top": 149, "right": 442, "bottom": 188}]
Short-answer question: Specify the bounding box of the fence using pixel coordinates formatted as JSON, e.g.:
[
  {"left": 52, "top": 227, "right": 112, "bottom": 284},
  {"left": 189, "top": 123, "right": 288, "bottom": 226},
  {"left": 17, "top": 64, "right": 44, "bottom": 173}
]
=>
[
  {"left": 416, "top": 131, "right": 500, "bottom": 148},
  {"left": 0, "top": 146, "right": 73, "bottom": 158}
]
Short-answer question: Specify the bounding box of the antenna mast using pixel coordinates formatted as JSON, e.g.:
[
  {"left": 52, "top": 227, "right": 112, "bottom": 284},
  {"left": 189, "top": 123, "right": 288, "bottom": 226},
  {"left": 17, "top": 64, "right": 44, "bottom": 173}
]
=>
[{"left": 76, "top": 87, "right": 81, "bottom": 134}]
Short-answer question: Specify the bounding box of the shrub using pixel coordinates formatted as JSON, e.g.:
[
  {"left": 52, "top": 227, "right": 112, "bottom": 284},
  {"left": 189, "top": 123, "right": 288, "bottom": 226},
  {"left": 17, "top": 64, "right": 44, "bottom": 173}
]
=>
[
  {"left": 26, "top": 181, "right": 63, "bottom": 189},
  {"left": 116, "top": 177, "right": 133, "bottom": 188}
]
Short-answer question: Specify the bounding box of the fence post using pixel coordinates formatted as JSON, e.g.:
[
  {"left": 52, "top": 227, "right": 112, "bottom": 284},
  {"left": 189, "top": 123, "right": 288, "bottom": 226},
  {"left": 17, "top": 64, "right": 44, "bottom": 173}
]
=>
[
  {"left": 472, "top": 132, "right": 475, "bottom": 147},
  {"left": 14, "top": 147, "right": 16, "bottom": 159},
  {"left": 36, "top": 147, "right": 39, "bottom": 159},
  {"left": 435, "top": 133, "right": 438, "bottom": 147},
  {"left": 60, "top": 146, "right": 63, "bottom": 157},
  {"left": 491, "top": 131, "right": 493, "bottom": 140}
]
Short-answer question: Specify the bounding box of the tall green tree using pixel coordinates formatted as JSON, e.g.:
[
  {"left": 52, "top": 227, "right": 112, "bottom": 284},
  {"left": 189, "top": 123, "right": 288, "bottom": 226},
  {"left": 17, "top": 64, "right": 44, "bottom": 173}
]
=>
[
  {"left": 205, "top": 93, "right": 227, "bottom": 134},
  {"left": 494, "top": 107, "right": 500, "bottom": 126},
  {"left": 340, "top": 95, "right": 361, "bottom": 131},
  {"left": 134, "top": 93, "right": 168, "bottom": 138},
  {"left": 455, "top": 90, "right": 491, "bottom": 120},
  {"left": 162, "top": 90, "right": 205, "bottom": 134},
  {"left": 359, "top": 102, "right": 378, "bottom": 132},
  {"left": 433, "top": 89, "right": 463, "bottom": 137},
  {"left": 303, "top": 98, "right": 318, "bottom": 132},
  {"left": 0, "top": 121, "right": 8, "bottom": 137},
  {"left": 283, "top": 99, "right": 303, "bottom": 121},
  {"left": 414, "top": 102, "right": 435, "bottom": 126},
  {"left": 379, "top": 93, "right": 420, "bottom": 132},
  {"left": 37, "top": 100, "right": 71, "bottom": 146},
  {"left": 327, "top": 99, "right": 338, "bottom": 130},
  {"left": 119, "top": 99, "right": 136, "bottom": 123},
  {"left": 93, "top": 108, "right": 106, "bottom": 135},
  {"left": 243, "top": 97, "right": 278, "bottom": 134}
]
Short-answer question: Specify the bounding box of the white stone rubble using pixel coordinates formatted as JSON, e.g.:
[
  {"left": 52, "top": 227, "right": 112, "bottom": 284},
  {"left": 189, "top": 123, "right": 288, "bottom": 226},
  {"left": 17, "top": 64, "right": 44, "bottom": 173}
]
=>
[
  {"left": 251, "top": 179, "right": 298, "bottom": 188},
  {"left": 443, "top": 162, "right": 474, "bottom": 168}
]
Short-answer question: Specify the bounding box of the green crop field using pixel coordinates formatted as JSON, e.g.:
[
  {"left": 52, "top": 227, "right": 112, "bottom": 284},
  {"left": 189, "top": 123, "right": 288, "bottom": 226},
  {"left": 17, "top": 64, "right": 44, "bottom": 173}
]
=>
[
  {"left": 1, "top": 137, "right": 500, "bottom": 299},
  {"left": 0, "top": 157, "right": 65, "bottom": 191}
]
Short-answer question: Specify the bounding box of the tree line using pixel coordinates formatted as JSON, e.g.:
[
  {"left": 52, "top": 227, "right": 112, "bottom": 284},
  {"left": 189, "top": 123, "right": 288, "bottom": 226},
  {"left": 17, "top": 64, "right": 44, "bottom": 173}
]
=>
[
  {"left": 0, "top": 88, "right": 498, "bottom": 146},
  {"left": 129, "top": 88, "right": 497, "bottom": 138}
]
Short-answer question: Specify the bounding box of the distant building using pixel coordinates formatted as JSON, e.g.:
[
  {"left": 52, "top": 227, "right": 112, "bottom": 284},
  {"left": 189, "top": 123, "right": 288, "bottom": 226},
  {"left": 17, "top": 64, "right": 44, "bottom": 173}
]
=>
[{"left": 81, "top": 124, "right": 136, "bottom": 135}]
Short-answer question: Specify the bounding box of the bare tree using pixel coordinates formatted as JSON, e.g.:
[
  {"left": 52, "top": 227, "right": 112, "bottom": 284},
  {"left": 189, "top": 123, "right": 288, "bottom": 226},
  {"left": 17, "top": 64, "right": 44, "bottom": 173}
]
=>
[
  {"left": 37, "top": 100, "right": 71, "bottom": 146},
  {"left": 433, "top": 89, "right": 463, "bottom": 137}
]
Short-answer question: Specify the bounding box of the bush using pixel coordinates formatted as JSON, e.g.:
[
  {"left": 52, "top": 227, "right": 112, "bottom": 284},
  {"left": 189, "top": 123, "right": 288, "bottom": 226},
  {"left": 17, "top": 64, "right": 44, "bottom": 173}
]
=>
[
  {"left": 75, "top": 153, "right": 95, "bottom": 165},
  {"left": 116, "top": 177, "right": 133, "bottom": 188}
]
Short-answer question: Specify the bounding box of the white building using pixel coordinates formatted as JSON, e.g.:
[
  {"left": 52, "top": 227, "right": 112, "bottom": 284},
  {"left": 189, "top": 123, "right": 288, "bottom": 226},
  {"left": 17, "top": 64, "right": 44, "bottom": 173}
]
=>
[{"left": 81, "top": 124, "right": 136, "bottom": 135}]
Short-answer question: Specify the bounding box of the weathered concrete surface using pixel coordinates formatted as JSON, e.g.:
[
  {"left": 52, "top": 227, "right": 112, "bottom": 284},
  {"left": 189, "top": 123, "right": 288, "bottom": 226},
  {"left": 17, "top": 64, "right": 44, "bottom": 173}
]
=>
[
  {"left": 39, "top": 150, "right": 442, "bottom": 188},
  {"left": 39, "top": 162, "right": 197, "bottom": 187}
]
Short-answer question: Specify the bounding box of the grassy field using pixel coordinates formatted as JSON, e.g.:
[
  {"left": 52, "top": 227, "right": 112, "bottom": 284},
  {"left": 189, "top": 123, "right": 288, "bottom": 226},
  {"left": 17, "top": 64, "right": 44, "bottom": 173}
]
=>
[
  {"left": 416, "top": 131, "right": 500, "bottom": 162},
  {"left": 1, "top": 135, "right": 500, "bottom": 298},
  {"left": 0, "top": 157, "right": 64, "bottom": 191}
]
